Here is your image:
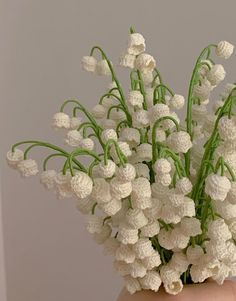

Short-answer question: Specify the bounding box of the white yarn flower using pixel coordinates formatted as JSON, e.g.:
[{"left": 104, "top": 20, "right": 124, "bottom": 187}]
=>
[
  {"left": 134, "top": 163, "right": 150, "bottom": 180},
  {"left": 91, "top": 178, "right": 111, "bottom": 204},
  {"left": 99, "top": 197, "right": 122, "bottom": 216},
  {"left": 110, "top": 177, "right": 132, "bottom": 199},
  {"left": 170, "top": 226, "right": 190, "bottom": 249},
  {"left": 142, "top": 72, "right": 154, "bottom": 87},
  {"left": 226, "top": 182, "right": 236, "bottom": 204},
  {"left": 176, "top": 197, "right": 196, "bottom": 218},
  {"left": 124, "top": 275, "right": 141, "bottom": 295},
  {"left": 169, "top": 252, "right": 189, "bottom": 274},
  {"left": 148, "top": 103, "right": 170, "bottom": 124},
  {"left": 218, "top": 116, "right": 236, "bottom": 141},
  {"left": 6, "top": 149, "right": 24, "bottom": 168},
  {"left": 71, "top": 172, "right": 93, "bottom": 199},
  {"left": 144, "top": 199, "right": 162, "bottom": 220},
  {"left": 70, "top": 117, "right": 82, "bottom": 129},
  {"left": 126, "top": 208, "right": 148, "bottom": 229},
  {"left": 17, "top": 159, "right": 39, "bottom": 177},
  {"left": 180, "top": 217, "right": 202, "bottom": 237},
  {"left": 110, "top": 141, "right": 132, "bottom": 163},
  {"left": 153, "top": 158, "right": 172, "bottom": 174},
  {"left": 190, "top": 263, "right": 213, "bottom": 283},
  {"left": 91, "top": 104, "right": 107, "bottom": 119},
  {"left": 120, "top": 53, "right": 136, "bottom": 69},
  {"left": 139, "top": 271, "right": 162, "bottom": 292},
  {"left": 129, "top": 259, "right": 147, "bottom": 278},
  {"left": 205, "top": 173, "right": 231, "bottom": 201},
  {"left": 207, "top": 64, "right": 226, "bottom": 86},
  {"left": 40, "top": 169, "right": 57, "bottom": 189},
  {"left": 160, "top": 265, "right": 183, "bottom": 295},
  {"left": 167, "top": 192, "right": 185, "bottom": 207},
  {"left": 169, "top": 94, "right": 185, "bottom": 110},
  {"left": 79, "top": 138, "right": 95, "bottom": 151},
  {"left": 207, "top": 218, "right": 232, "bottom": 242},
  {"left": 158, "top": 228, "right": 174, "bottom": 250},
  {"left": 163, "top": 278, "right": 183, "bottom": 295},
  {"left": 132, "top": 109, "right": 150, "bottom": 128},
  {"left": 142, "top": 252, "right": 161, "bottom": 270},
  {"left": 216, "top": 41, "right": 234, "bottom": 59},
  {"left": 65, "top": 130, "right": 82, "bottom": 147},
  {"left": 186, "top": 245, "right": 204, "bottom": 265},
  {"left": 136, "top": 143, "right": 152, "bottom": 162},
  {"left": 117, "top": 225, "right": 139, "bottom": 245},
  {"left": 193, "top": 79, "right": 213, "bottom": 101},
  {"left": 141, "top": 220, "right": 160, "bottom": 237},
  {"left": 192, "top": 104, "right": 207, "bottom": 123},
  {"left": 128, "top": 33, "right": 146, "bottom": 55},
  {"left": 52, "top": 112, "right": 70, "bottom": 129},
  {"left": 93, "top": 224, "right": 112, "bottom": 244},
  {"left": 115, "top": 243, "right": 136, "bottom": 263},
  {"left": 82, "top": 56, "right": 97, "bottom": 72},
  {"left": 135, "top": 53, "right": 156, "bottom": 74},
  {"left": 114, "top": 260, "right": 131, "bottom": 276},
  {"left": 166, "top": 131, "right": 192, "bottom": 153},
  {"left": 116, "top": 163, "right": 136, "bottom": 182},
  {"left": 96, "top": 59, "right": 111, "bottom": 76},
  {"left": 127, "top": 90, "right": 144, "bottom": 108},
  {"left": 55, "top": 172, "right": 73, "bottom": 199},
  {"left": 148, "top": 128, "right": 166, "bottom": 143},
  {"left": 102, "top": 119, "right": 116, "bottom": 130},
  {"left": 101, "top": 129, "right": 117, "bottom": 144},
  {"left": 155, "top": 173, "right": 172, "bottom": 187},
  {"left": 119, "top": 128, "right": 140, "bottom": 148},
  {"left": 76, "top": 197, "right": 95, "bottom": 214},
  {"left": 160, "top": 204, "right": 181, "bottom": 224},
  {"left": 98, "top": 160, "right": 116, "bottom": 178},
  {"left": 86, "top": 215, "right": 104, "bottom": 234},
  {"left": 131, "top": 177, "right": 152, "bottom": 209},
  {"left": 175, "top": 177, "right": 193, "bottom": 195}
]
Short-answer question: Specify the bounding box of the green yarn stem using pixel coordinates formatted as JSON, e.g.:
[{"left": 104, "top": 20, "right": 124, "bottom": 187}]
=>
[{"left": 104, "top": 139, "right": 127, "bottom": 167}]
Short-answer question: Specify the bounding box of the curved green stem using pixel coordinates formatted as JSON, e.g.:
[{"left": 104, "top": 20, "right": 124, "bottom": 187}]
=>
[
  {"left": 137, "top": 70, "right": 147, "bottom": 110},
  {"left": 43, "top": 153, "right": 67, "bottom": 171},
  {"left": 153, "top": 84, "right": 174, "bottom": 104},
  {"left": 104, "top": 139, "right": 127, "bottom": 167}
]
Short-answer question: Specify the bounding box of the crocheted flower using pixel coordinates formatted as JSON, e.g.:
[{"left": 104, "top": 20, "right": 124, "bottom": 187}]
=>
[
  {"left": 136, "top": 143, "right": 152, "bottom": 162},
  {"left": 128, "top": 33, "right": 146, "bottom": 55},
  {"left": 91, "top": 178, "right": 111, "bottom": 204},
  {"left": 93, "top": 224, "right": 112, "bottom": 244},
  {"left": 207, "top": 218, "right": 232, "bottom": 242},
  {"left": 148, "top": 103, "right": 170, "bottom": 124},
  {"left": 126, "top": 208, "right": 148, "bottom": 229},
  {"left": 117, "top": 225, "right": 139, "bottom": 245},
  {"left": 17, "top": 159, "right": 39, "bottom": 177},
  {"left": 98, "top": 160, "right": 116, "bottom": 178},
  {"left": 119, "top": 128, "right": 140, "bottom": 148},
  {"left": 110, "top": 141, "right": 132, "bottom": 163},
  {"left": 127, "top": 90, "right": 144, "bottom": 108},
  {"left": 158, "top": 228, "right": 174, "bottom": 250},
  {"left": 170, "top": 226, "right": 190, "bottom": 249},
  {"left": 6, "top": 149, "right": 24, "bottom": 168},
  {"left": 114, "top": 260, "right": 131, "bottom": 276},
  {"left": 82, "top": 56, "right": 97, "bottom": 72},
  {"left": 186, "top": 245, "right": 204, "bottom": 265},
  {"left": 103, "top": 237, "right": 120, "bottom": 256},
  {"left": 218, "top": 116, "right": 236, "bottom": 141},
  {"left": 139, "top": 271, "right": 162, "bottom": 292},
  {"left": 101, "top": 129, "right": 118, "bottom": 143},
  {"left": 160, "top": 265, "right": 183, "bottom": 295},
  {"left": 175, "top": 177, "right": 193, "bottom": 195},
  {"left": 86, "top": 215, "right": 104, "bottom": 234},
  {"left": 169, "top": 252, "right": 189, "bottom": 274},
  {"left": 134, "top": 163, "right": 150, "bottom": 180},
  {"left": 169, "top": 94, "right": 185, "bottom": 110},
  {"left": 110, "top": 177, "right": 132, "bottom": 199},
  {"left": 226, "top": 182, "right": 236, "bottom": 204},
  {"left": 155, "top": 173, "right": 172, "bottom": 187},
  {"left": 193, "top": 79, "right": 212, "bottom": 101},
  {"left": 207, "top": 64, "right": 226, "bottom": 86},
  {"left": 140, "top": 220, "right": 160, "bottom": 237},
  {"left": 192, "top": 104, "right": 207, "bottom": 123},
  {"left": 65, "top": 130, "right": 82, "bottom": 147},
  {"left": 205, "top": 173, "right": 231, "bottom": 201},
  {"left": 132, "top": 109, "right": 150, "bottom": 128},
  {"left": 115, "top": 244, "right": 136, "bottom": 263},
  {"left": 71, "top": 172, "right": 93, "bottom": 199},
  {"left": 135, "top": 53, "right": 156, "bottom": 74},
  {"left": 55, "top": 172, "right": 73, "bottom": 199},
  {"left": 124, "top": 276, "right": 141, "bottom": 295},
  {"left": 78, "top": 138, "right": 95, "bottom": 151},
  {"left": 120, "top": 53, "right": 136, "bottom": 69},
  {"left": 142, "top": 251, "right": 161, "bottom": 270},
  {"left": 180, "top": 217, "right": 202, "bottom": 237},
  {"left": 216, "top": 41, "right": 234, "bottom": 59},
  {"left": 131, "top": 177, "right": 152, "bottom": 209},
  {"left": 166, "top": 131, "right": 192, "bottom": 153},
  {"left": 153, "top": 158, "right": 172, "bottom": 174},
  {"left": 70, "top": 117, "right": 82, "bottom": 129},
  {"left": 76, "top": 197, "right": 95, "bottom": 214},
  {"left": 52, "top": 112, "right": 70, "bottom": 129},
  {"left": 40, "top": 169, "right": 57, "bottom": 189},
  {"left": 129, "top": 259, "right": 147, "bottom": 278},
  {"left": 91, "top": 104, "right": 107, "bottom": 119},
  {"left": 96, "top": 59, "right": 111, "bottom": 76},
  {"left": 99, "top": 197, "right": 122, "bottom": 216}
]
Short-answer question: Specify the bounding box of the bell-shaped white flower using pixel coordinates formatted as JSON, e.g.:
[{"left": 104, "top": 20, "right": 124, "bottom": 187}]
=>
[
  {"left": 76, "top": 196, "right": 95, "bottom": 214},
  {"left": 160, "top": 204, "right": 181, "bottom": 224},
  {"left": 17, "top": 159, "right": 39, "bottom": 177},
  {"left": 99, "top": 197, "right": 122, "bottom": 216},
  {"left": 132, "top": 109, "right": 150, "bottom": 128},
  {"left": 120, "top": 53, "right": 136, "bottom": 69},
  {"left": 71, "top": 172, "right": 93, "bottom": 199},
  {"left": 169, "top": 94, "right": 185, "bottom": 110},
  {"left": 6, "top": 149, "right": 24, "bottom": 168},
  {"left": 160, "top": 264, "right": 183, "bottom": 295},
  {"left": 192, "top": 104, "right": 207, "bottom": 123},
  {"left": 186, "top": 245, "right": 204, "bottom": 265},
  {"left": 98, "top": 160, "right": 116, "bottom": 178},
  {"left": 139, "top": 271, "right": 162, "bottom": 292},
  {"left": 79, "top": 138, "right": 95, "bottom": 151},
  {"left": 169, "top": 252, "right": 189, "bottom": 274},
  {"left": 134, "top": 163, "right": 150, "bottom": 180},
  {"left": 82, "top": 56, "right": 97, "bottom": 72},
  {"left": 175, "top": 177, "right": 193, "bottom": 195},
  {"left": 40, "top": 169, "right": 57, "bottom": 190},
  {"left": 207, "top": 64, "right": 226, "bottom": 86},
  {"left": 158, "top": 228, "right": 174, "bottom": 250},
  {"left": 116, "top": 163, "right": 136, "bottom": 182},
  {"left": 110, "top": 177, "right": 132, "bottom": 199},
  {"left": 180, "top": 217, "right": 202, "bottom": 237},
  {"left": 170, "top": 226, "right": 190, "bottom": 249},
  {"left": 91, "top": 178, "right": 111, "bottom": 204},
  {"left": 86, "top": 215, "right": 104, "bottom": 234},
  {"left": 207, "top": 218, "right": 232, "bottom": 242},
  {"left": 127, "top": 33, "right": 146, "bottom": 55},
  {"left": 114, "top": 260, "right": 131, "bottom": 276},
  {"left": 110, "top": 141, "right": 132, "bottom": 163},
  {"left": 96, "top": 59, "right": 111, "bottom": 76},
  {"left": 55, "top": 172, "right": 73, "bottom": 199},
  {"left": 142, "top": 252, "right": 161, "bottom": 270},
  {"left": 65, "top": 130, "right": 82, "bottom": 147},
  {"left": 117, "top": 225, "right": 139, "bottom": 245},
  {"left": 218, "top": 116, "right": 236, "bottom": 141},
  {"left": 103, "top": 237, "right": 120, "bottom": 256},
  {"left": 91, "top": 104, "right": 106, "bottom": 119},
  {"left": 163, "top": 278, "right": 183, "bottom": 295},
  {"left": 101, "top": 129, "right": 117, "bottom": 144},
  {"left": 131, "top": 177, "right": 152, "bottom": 209},
  {"left": 115, "top": 244, "right": 136, "bottom": 263},
  {"left": 142, "top": 71, "right": 154, "bottom": 87},
  {"left": 135, "top": 53, "right": 156, "bottom": 74},
  {"left": 205, "top": 173, "right": 231, "bottom": 201},
  {"left": 148, "top": 103, "right": 170, "bottom": 124},
  {"left": 126, "top": 208, "right": 148, "bottom": 229},
  {"left": 154, "top": 158, "right": 172, "bottom": 174},
  {"left": 176, "top": 197, "right": 196, "bottom": 218},
  {"left": 141, "top": 220, "right": 160, "bottom": 237},
  {"left": 119, "top": 128, "right": 140, "bottom": 148},
  {"left": 124, "top": 276, "right": 141, "bottom": 295},
  {"left": 93, "top": 224, "right": 112, "bottom": 244},
  {"left": 216, "top": 41, "right": 234, "bottom": 59},
  {"left": 193, "top": 79, "right": 213, "bottom": 101},
  {"left": 129, "top": 259, "right": 147, "bottom": 278},
  {"left": 166, "top": 131, "right": 192, "bottom": 153},
  {"left": 52, "top": 112, "right": 70, "bottom": 129},
  {"left": 70, "top": 117, "right": 82, "bottom": 129},
  {"left": 127, "top": 90, "right": 144, "bottom": 108},
  {"left": 155, "top": 173, "right": 172, "bottom": 187},
  {"left": 136, "top": 143, "right": 152, "bottom": 162}
]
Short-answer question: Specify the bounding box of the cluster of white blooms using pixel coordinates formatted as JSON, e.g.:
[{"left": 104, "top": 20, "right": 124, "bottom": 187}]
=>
[{"left": 7, "top": 29, "right": 236, "bottom": 296}]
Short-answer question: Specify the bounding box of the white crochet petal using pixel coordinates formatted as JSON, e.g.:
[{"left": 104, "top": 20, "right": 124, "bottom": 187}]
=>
[
  {"left": 180, "top": 217, "right": 202, "bottom": 237},
  {"left": 98, "top": 160, "right": 116, "bottom": 178},
  {"left": 120, "top": 53, "right": 136, "bottom": 69},
  {"left": 127, "top": 90, "right": 144, "bottom": 108},
  {"left": 70, "top": 117, "right": 82, "bottom": 129},
  {"left": 101, "top": 129, "right": 118, "bottom": 144},
  {"left": 160, "top": 204, "right": 181, "bottom": 224},
  {"left": 93, "top": 224, "right": 112, "bottom": 244},
  {"left": 158, "top": 228, "right": 174, "bottom": 250},
  {"left": 127, "top": 33, "right": 146, "bottom": 56},
  {"left": 40, "top": 170, "right": 57, "bottom": 190},
  {"left": 216, "top": 41, "right": 234, "bottom": 59},
  {"left": 169, "top": 94, "right": 185, "bottom": 110},
  {"left": 86, "top": 215, "right": 104, "bottom": 234},
  {"left": 144, "top": 198, "right": 162, "bottom": 220},
  {"left": 6, "top": 148, "right": 24, "bottom": 168},
  {"left": 205, "top": 174, "right": 231, "bottom": 202},
  {"left": 126, "top": 208, "right": 148, "bottom": 229},
  {"left": 207, "top": 64, "right": 226, "bottom": 86},
  {"left": 116, "top": 163, "right": 136, "bottom": 182},
  {"left": 82, "top": 55, "right": 97, "bottom": 72},
  {"left": 124, "top": 275, "right": 141, "bottom": 295},
  {"left": 218, "top": 116, "right": 236, "bottom": 141},
  {"left": 116, "top": 244, "right": 136, "bottom": 263},
  {"left": 139, "top": 271, "right": 162, "bottom": 292},
  {"left": 65, "top": 130, "right": 82, "bottom": 147},
  {"left": 154, "top": 159, "right": 172, "bottom": 174},
  {"left": 110, "top": 177, "right": 132, "bottom": 199},
  {"left": 193, "top": 79, "right": 213, "bottom": 101},
  {"left": 155, "top": 173, "right": 172, "bottom": 187},
  {"left": 175, "top": 177, "right": 193, "bottom": 195},
  {"left": 207, "top": 218, "right": 232, "bottom": 242},
  {"left": 163, "top": 279, "right": 183, "bottom": 295},
  {"left": 55, "top": 172, "right": 73, "bottom": 199},
  {"left": 91, "top": 104, "right": 107, "bottom": 119},
  {"left": 212, "top": 262, "right": 231, "bottom": 285},
  {"left": 141, "top": 220, "right": 160, "bottom": 237},
  {"left": 17, "top": 159, "right": 39, "bottom": 177},
  {"left": 190, "top": 264, "right": 213, "bottom": 283},
  {"left": 136, "top": 143, "right": 152, "bottom": 162},
  {"left": 169, "top": 252, "right": 189, "bottom": 274},
  {"left": 99, "top": 198, "right": 122, "bottom": 216},
  {"left": 71, "top": 172, "right": 93, "bottom": 199},
  {"left": 186, "top": 245, "right": 204, "bottom": 265},
  {"left": 166, "top": 131, "right": 192, "bottom": 154},
  {"left": 78, "top": 138, "right": 95, "bottom": 151},
  {"left": 52, "top": 112, "right": 70, "bottom": 129},
  {"left": 129, "top": 259, "right": 147, "bottom": 278},
  {"left": 135, "top": 53, "right": 156, "bottom": 74},
  {"left": 117, "top": 226, "right": 139, "bottom": 245},
  {"left": 132, "top": 109, "right": 150, "bottom": 128},
  {"left": 134, "top": 163, "right": 150, "bottom": 180},
  {"left": 76, "top": 197, "right": 95, "bottom": 214},
  {"left": 114, "top": 260, "right": 131, "bottom": 276},
  {"left": 96, "top": 59, "right": 111, "bottom": 76},
  {"left": 132, "top": 238, "right": 154, "bottom": 259},
  {"left": 119, "top": 128, "right": 140, "bottom": 148},
  {"left": 170, "top": 227, "right": 190, "bottom": 249},
  {"left": 148, "top": 103, "right": 170, "bottom": 124},
  {"left": 91, "top": 178, "right": 111, "bottom": 204},
  {"left": 142, "top": 251, "right": 161, "bottom": 270},
  {"left": 160, "top": 264, "right": 180, "bottom": 284}
]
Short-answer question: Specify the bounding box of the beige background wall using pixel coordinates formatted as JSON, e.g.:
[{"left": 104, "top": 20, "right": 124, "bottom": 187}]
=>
[{"left": 1, "top": 0, "right": 236, "bottom": 300}]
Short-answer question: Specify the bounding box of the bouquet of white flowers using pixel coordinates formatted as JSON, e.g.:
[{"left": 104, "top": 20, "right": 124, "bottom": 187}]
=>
[{"left": 6, "top": 27, "right": 236, "bottom": 295}]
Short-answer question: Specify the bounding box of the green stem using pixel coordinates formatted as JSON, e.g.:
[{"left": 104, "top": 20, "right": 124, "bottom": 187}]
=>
[
  {"left": 104, "top": 139, "right": 127, "bottom": 167},
  {"left": 43, "top": 153, "right": 67, "bottom": 171}
]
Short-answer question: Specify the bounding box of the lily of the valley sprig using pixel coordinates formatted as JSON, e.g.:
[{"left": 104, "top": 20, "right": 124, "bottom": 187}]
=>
[{"left": 6, "top": 27, "right": 236, "bottom": 295}]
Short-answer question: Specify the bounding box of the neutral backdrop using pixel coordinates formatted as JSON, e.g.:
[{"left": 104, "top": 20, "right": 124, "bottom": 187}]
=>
[{"left": 1, "top": 1, "right": 236, "bottom": 301}]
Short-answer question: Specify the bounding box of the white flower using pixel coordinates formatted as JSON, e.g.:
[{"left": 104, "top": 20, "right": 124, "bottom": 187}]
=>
[
  {"left": 129, "top": 260, "right": 147, "bottom": 278},
  {"left": 166, "top": 131, "right": 192, "bottom": 153},
  {"left": 55, "top": 172, "right": 73, "bottom": 198},
  {"left": 218, "top": 116, "right": 236, "bottom": 141},
  {"left": 135, "top": 53, "right": 156, "bottom": 74},
  {"left": 103, "top": 237, "right": 120, "bottom": 256},
  {"left": 131, "top": 177, "right": 152, "bottom": 209},
  {"left": 169, "top": 94, "right": 185, "bottom": 110},
  {"left": 93, "top": 224, "right": 112, "bottom": 244},
  {"left": 40, "top": 169, "right": 57, "bottom": 189},
  {"left": 207, "top": 64, "right": 226, "bottom": 86},
  {"left": 155, "top": 173, "right": 172, "bottom": 187},
  {"left": 136, "top": 143, "right": 152, "bottom": 162},
  {"left": 148, "top": 128, "right": 166, "bottom": 143},
  {"left": 213, "top": 199, "right": 236, "bottom": 220},
  {"left": 167, "top": 192, "right": 185, "bottom": 207},
  {"left": 81, "top": 56, "right": 97, "bottom": 72},
  {"left": 163, "top": 278, "right": 183, "bottom": 295},
  {"left": 158, "top": 228, "right": 174, "bottom": 250},
  {"left": 116, "top": 164, "right": 136, "bottom": 182},
  {"left": 110, "top": 141, "right": 132, "bottom": 163},
  {"left": 114, "top": 260, "right": 130, "bottom": 276},
  {"left": 127, "top": 90, "right": 144, "bottom": 108},
  {"left": 160, "top": 265, "right": 183, "bottom": 295},
  {"left": 205, "top": 240, "right": 229, "bottom": 261},
  {"left": 153, "top": 158, "right": 172, "bottom": 174},
  {"left": 98, "top": 160, "right": 116, "bottom": 178},
  {"left": 216, "top": 41, "right": 234, "bottom": 59},
  {"left": 142, "top": 252, "right": 161, "bottom": 270},
  {"left": 176, "top": 197, "right": 196, "bottom": 218},
  {"left": 170, "top": 226, "right": 190, "bottom": 249},
  {"left": 141, "top": 220, "right": 160, "bottom": 237},
  {"left": 99, "top": 197, "right": 122, "bottom": 216},
  {"left": 115, "top": 244, "right": 136, "bottom": 263},
  {"left": 6, "top": 149, "right": 24, "bottom": 168},
  {"left": 226, "top": 182, "right": 236, "bottom": 204},
  {"left": 144, "top": 199, "right": 162, "bottom": 220},
  {"left": 193, "top": 79, "right": 213, "bottom": 101},
  {"left": 117, "top": 225, "right": 139, "bottom": 245},
  {"left": 79, "top": 138, "right": 95, "bottom": 151},
  {"left": 132, "top": 109, "right": 150, "bottom": 128},
  {"left": 186, "top": 245, "right": 204, "bottom": 265},
  {"left": 180, "top": 217, "right": 202, "bottom": 237},
  {"left": 71, "top": 172, "right": 93, "bottom": 199},
  {"left": 212, "top": 262, "right": 231, "bottom": 285},
  {"left": 192, "top": 104, "right": 207, "bottom": 123},
  {"left": 65, "top": 130, "right": 82, "bottom": 147},
  {"left": 86, "top": 215, "right": 104, "bottom": 234},
  {"left": 148, "top": 103, "right": 170, "bottom": 124},
  {"left": 110, "top": 177, "right": 132, "bottom": 199},
  {"left": 126, "top": 208, "right": 148, "bottom": 229},
  {"left": 160, "top": 204, "right": 181, "bottom": 224},
  {"left": 96, "top": 59, "right": 111, "bottom": 76},
  {"left": 161, "top": 112, "right": 180, "bottom": 131},
  {"left": 91, "top": 104, "right": 106, "bottom": 119},
  {"left": 169, "top": 252, "right": 189, "bottom": 274},
  {"left": 124, "top": 276, "right": 141, "bottom": 295},
  {"left": 134, "top": 163, "right": 150, "bottom": 180},
  {"left": 207, "top": 218, "right": 232, "bottom": 242},
  {"left": 127, "top": 33, "right": 146, "bottom": 55},
  {"left": 17, "top": 159, "right": 39, "bottom": 177},
  {"left": 52, "top": 112, "right": 71, "bottom": 130},
  {"left": 120, "top": 53, "right": 136, "bottom": 69},
  {"left": 119, "top": 128, "right": 140, "bottom": 148},
  {"left": 101, "top": 96, "right": 114, "bottom": 109},
  {"left": 70, "top": 117, "right": 82, "bottom": 129},
  {"left": 145, "top": 87, "right": 154, "bottom": 107},
  {"left": 109, "top": 110, "right": 126, "bottom": 123},
  {"left": 190, "top": 264, "right": 213, "bottom": 283},
  {"left": 205, "top": 174, "right": 231, "bottom": 201},
  {"left": 198, "top": 59, "right": 213, "bottom": 77},
  {"left": 91, "top": 178, "right": 111, "bottom": 204},
  {"left": 140, "top": 271, "right": 162, "bottom": 292},
  {"left": 151, "top": 182, "right": 169, "bottom": 198},
  {"left": 101, "top": 129, "right": 117, "bottom": 144},
  {"left": 76, "top": 197, "right": 95, "bottom": 214},
  {"left": 142, "top": 72, "right": 154, "bottom": 87},
  {"left": 175, "top": 177, "right": 193, "bottom": 195},
  {"left": 102, "top": 119, "right": 116, "bottom": 130}
]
